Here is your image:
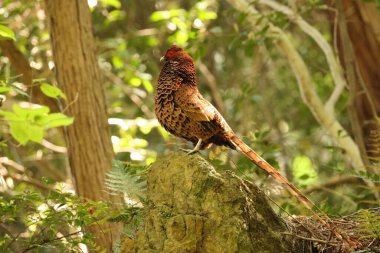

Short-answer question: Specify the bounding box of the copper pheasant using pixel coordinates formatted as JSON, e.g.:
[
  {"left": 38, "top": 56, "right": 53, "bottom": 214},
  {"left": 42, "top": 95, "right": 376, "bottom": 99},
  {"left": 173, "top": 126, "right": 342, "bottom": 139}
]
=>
[{"left": 155, "top": 45, "right": 353, "bottom": 245}]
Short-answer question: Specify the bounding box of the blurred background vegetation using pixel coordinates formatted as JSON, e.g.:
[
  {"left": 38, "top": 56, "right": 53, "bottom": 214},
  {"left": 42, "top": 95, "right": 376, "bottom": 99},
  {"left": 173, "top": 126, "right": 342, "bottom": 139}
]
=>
[{"left": 0, "top": 0, "right": 379, "bottom": 251}]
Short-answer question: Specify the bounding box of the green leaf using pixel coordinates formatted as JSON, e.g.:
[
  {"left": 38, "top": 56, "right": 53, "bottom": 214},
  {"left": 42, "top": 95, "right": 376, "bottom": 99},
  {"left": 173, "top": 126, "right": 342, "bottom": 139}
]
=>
[
  {"left": 129, "top": 77, "right": 141, "bottom": 87},
  {"left": 9, "top": 122, "right": 29, "bottom": 145},
  {"left": 198, "top": 10, "right": 217, "bottom": 20},
  {"left": 292, "top": 155, "right": 318, "bottom": 186},
  {"left": 42, "top": 113, "right": 74, "bottom": 128},
  {"left": 150, "top": 11, "right": 171, "bottom": 21},
  {"left": 142, "top": 80, "right": 153, "bottom": 93},
  {"left": 13, "top": 104, "right": 49, "bottom": 118},
  {"left": 1, "top": 105, "right": 73, "bottom": 145},
  {"left": 40, "top": 83, "right": 67, "bottom": 100},
  {"left": 150, "top": 9, "right": 184, "bottom": 22},
  {"left": 0, "top": 110, "right": 18, "bottom": 120},
  {"left": 173, "top": 30, "right": 189, "bottom": 45},
  {"left": 112, "top": 56, "right": 123, "bottom": 69},
  {"left": 100, "top": 0, "right": 121, "bottom": 8},
  {"left": 0, "top": 25, "right": 15, "bottom": 41},
  {"left": 108, "top": 10, "right": 124, "bottom": 22},
  {"left": 28, "top": 125, "right": 44, "bottom": 143},
  {"left": 0, "top": 86, "right": 11, "bottom": 93},
  {"left": 8, "top": 120, "right": 44, "bottom": 145}
]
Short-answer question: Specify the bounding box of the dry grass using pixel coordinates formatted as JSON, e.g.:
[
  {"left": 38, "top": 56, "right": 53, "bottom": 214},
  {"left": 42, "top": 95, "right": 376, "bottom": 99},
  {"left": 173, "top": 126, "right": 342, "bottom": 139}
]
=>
[{"left": 285, "top": 208, "right": 380, "bottom": 253}]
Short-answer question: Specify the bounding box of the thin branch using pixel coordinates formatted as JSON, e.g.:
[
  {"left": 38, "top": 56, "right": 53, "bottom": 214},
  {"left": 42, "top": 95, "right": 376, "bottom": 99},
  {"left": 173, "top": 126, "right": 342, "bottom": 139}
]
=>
[
  {"left": 21, "top": 230, "right": 82, "bottom": 253},
  {"left": 257, "top": 0, "right": 347, "bottom": 114},
  {"left": 226, "top": 0, "right": 365, "bottom": 172},
  {"left": 1, "top": 170, "right": 54, "bottom": 191},
  {"left": 274, "top": 29, "right": 364, "bottom": 171},
  {"left": 304, "top": 175, "right": 363, "bottom": 194},
  {"left": 198, "top": 62, "right": 225, "bottom": 114},
  {"left": 282, "top": 232, "right": 339, "bottom": 246},
  {"left": 103, "top": 70, "right": 154, "bottom": 118},
  {"left": 41, "top": 139, "right": 67, "bottom": 153},
  {"left": 0, "top": 157, "right": 25, "bottom": 173}
]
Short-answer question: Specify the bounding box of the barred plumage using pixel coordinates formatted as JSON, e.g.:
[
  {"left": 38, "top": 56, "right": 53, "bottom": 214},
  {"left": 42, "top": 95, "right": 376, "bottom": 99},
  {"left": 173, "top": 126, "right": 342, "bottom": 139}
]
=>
[{"left": 155, "top": 45, "right": 234, "bottom": 150}]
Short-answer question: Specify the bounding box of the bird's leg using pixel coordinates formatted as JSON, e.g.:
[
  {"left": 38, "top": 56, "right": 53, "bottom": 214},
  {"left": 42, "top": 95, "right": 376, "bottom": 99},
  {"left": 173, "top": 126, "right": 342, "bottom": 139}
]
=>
[
  {"left": 180, "top": 139, "right": 202, "bottom": 155},
  {"left": 188, "top": 139, "right": 202, "bottom": 154}
]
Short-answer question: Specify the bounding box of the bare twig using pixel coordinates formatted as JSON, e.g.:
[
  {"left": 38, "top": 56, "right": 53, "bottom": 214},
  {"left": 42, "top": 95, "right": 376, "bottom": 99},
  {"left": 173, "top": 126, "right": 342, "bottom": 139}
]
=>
[
  {"left": 21, "top": 230, "right": 82, "bottom": 253},
  {"left": 274, "top": 28, "right": 365, "bottom": 171},
  {"left": 283, "top": 232, "right": 339, "bottom": 246},
  {"left": 226, "top": 0, "right": 365, "bottom": 172},
  {"left": 1, "top": 170, "right": 53, "bottom": 191},
  {"left": 41, "top": 139, "right": 67, "bottom": 153},
  {"left": 0, "top": 157, "right": 25, "bottom": 173},
  {"left": 103, "top": 70, "right": 154, "bottom": 118},
  {"left": 257, "top": 0, "right": 347, "bottom": 114},
  {"left": 198, "top": 62, "right": 225, "bottom": 114},
  {"left": 304, "top": 175, "right": 363, "bottom": 194}
]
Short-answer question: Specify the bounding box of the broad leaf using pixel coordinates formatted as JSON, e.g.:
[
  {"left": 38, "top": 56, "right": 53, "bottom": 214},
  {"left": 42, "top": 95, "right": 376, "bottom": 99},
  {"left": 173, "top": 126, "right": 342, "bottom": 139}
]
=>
[
  {"left": 0, "top": 25, "right": 15, "bottom": 41},
  {"left": 40, "top": 83, "right": 67, "bottom": 100}
]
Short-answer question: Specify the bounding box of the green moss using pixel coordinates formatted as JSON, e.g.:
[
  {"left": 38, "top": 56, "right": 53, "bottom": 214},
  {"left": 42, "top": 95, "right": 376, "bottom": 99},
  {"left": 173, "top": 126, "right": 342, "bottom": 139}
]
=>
[{"left": 125, "top": 152, "right": 297, "bottom": 253}]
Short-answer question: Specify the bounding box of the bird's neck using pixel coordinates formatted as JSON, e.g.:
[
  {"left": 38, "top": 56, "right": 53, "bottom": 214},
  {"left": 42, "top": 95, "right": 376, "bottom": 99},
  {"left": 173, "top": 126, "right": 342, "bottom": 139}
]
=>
[{"left": 161, "top": 60, "right": 197, "bottom": 87}]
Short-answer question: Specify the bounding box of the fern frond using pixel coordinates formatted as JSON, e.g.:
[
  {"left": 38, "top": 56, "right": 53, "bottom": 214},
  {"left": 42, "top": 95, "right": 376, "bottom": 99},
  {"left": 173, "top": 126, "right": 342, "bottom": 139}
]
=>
[
  {"left": 355, "top": 209, "right": 380, "bottom": 240},
  {"left": 105, "top": 160, "right": 147, "bottom": 201},
  {"left": 108, "top": 206, "right": 142, "bottom": 223},
  {"left": 109, "top": 206, "right": 144, "bottom": 239}
]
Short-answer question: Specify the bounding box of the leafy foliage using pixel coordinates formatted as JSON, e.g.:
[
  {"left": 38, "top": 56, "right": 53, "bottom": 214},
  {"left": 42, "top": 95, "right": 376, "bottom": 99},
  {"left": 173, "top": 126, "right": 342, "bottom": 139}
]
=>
[
  {"left": 105, "top": 161, "right": 146, "bottom": 243},
  {"left": 355, "top": 209, "right": 380, "bottom": 240},
  {"left": 0, "top": 104, "right": 73, "bottom": 145},
  {"left": 0, "top": 183, "right": 113, "bottom": 252},
  {"left": 1, "top": 0, "right": 379, "bottom": 251},
  {"left": 108, "top": 206, "right": 144, "bottom": 237}
]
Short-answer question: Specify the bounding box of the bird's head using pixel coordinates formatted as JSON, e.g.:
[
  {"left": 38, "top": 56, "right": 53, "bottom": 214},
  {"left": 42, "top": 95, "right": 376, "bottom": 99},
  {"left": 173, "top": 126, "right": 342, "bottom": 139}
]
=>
[{"left": 160, "top": 45, "right": 192, "bottom": 62}]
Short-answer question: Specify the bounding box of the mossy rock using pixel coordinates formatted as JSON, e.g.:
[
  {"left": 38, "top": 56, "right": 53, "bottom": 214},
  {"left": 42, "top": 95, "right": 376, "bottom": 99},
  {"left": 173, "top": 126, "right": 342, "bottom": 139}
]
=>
[{"left": 122, "top": 152, "right": 296, "bottom": 253}]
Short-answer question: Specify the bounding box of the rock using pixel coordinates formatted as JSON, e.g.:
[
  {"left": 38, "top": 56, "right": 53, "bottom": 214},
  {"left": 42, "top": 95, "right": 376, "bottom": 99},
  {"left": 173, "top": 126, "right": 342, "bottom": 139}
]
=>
[{"left": 124, "top": 152, "right": 296, "bottom": 253}]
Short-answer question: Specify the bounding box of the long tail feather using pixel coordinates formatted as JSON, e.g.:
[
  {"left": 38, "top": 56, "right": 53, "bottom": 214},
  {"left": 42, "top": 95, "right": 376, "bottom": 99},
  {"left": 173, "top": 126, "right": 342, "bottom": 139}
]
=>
[{"left": 230, "top": 135, "right": 355, "bottom": 245}]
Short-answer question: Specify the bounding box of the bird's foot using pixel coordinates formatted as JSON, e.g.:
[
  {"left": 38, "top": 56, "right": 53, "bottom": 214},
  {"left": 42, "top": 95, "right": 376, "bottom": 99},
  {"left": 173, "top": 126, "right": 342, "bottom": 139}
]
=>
[
  {"left": 178, "top": 139, "right": 203, "bottom": 155},
  {"left": 180, "top": 148, "right": 199, "bottom": 155}
]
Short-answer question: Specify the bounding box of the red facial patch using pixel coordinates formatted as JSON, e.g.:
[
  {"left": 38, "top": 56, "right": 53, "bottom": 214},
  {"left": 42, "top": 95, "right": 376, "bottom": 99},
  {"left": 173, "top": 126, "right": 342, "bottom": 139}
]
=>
[{"left": 165, "top": 48, "right": 177, "bottom": 59}]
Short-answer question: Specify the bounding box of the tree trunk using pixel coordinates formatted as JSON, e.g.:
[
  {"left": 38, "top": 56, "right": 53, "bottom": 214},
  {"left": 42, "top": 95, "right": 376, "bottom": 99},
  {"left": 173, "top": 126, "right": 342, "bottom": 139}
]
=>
[
  {"left": 121, "top": 152, "right": 298, "bottom": 253},
  {"left": 332, "top": 0, "right": 380, "bottom": 168},
  {"left": 0, "top": 40, "right": 59, "bottom": 111},
  {"left": 44, "top": 0, "right": 121, "bottom": 251}
]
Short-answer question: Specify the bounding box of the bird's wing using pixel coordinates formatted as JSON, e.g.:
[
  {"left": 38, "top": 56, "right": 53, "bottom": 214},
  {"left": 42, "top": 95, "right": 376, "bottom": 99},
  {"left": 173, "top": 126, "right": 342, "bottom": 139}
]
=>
[{"left": 174, "top": 86, "right": 216, "bottom": 122}]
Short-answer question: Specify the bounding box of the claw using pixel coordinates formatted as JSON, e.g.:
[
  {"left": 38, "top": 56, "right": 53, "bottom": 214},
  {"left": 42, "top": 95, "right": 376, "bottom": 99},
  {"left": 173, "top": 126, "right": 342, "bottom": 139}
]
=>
[
  {"left": 181, "top": 139, "right": 202, "bottom": 155},
  {"left": 180, "top": 148, "right": 197, "bottom": 154}
]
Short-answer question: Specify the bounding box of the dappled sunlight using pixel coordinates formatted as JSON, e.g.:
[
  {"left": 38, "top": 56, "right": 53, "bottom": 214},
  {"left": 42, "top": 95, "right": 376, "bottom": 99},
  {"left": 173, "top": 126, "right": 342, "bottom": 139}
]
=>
[{"left": 1, "top": 0, "right": 379, "bottom": 251}]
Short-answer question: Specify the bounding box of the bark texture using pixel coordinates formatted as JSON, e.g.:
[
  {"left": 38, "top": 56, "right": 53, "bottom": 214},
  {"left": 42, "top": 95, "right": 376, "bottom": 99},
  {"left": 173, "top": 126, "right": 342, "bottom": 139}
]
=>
[
  {"left": 122, "top": 152, "right": 297, "bottom": 253},
  {"left": 45, "top": 0, "right": 121, "bottom": 251},
  {"left": 333, "top": 0, "right": 380, "bottom": 165}
]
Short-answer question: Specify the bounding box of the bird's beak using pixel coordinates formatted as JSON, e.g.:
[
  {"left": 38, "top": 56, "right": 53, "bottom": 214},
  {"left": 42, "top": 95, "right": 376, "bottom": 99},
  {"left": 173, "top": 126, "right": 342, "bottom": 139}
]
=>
[{"left": 160, "top": 56, "right": 165, "bottom": 62}]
